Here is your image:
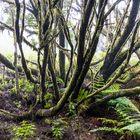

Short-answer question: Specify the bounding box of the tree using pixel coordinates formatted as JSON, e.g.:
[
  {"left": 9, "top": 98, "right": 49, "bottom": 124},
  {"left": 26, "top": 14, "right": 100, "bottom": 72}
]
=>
[
  {"left": 58, "top": 0, "right": 66, "bottom": 82},
  {"left": 0, "top": 0, "right": 140, "bottom": 123}
]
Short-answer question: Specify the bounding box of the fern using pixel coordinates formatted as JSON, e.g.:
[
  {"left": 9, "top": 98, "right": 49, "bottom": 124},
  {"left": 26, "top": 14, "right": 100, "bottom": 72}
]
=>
[
  {"left": 108, "top": 97, "right": 140, "bottom": 139},
  {"left": 77, "top": 89, "right": 90, "bottom": 102},
  {"left": 92, "top": 73, "right": 140, "bottom": 138},
  {"left": 122, "top": 123, "right": 140, "bottom": 139},
  {"left": 109, "top": 97, "right": 140, "bottom": 124}
]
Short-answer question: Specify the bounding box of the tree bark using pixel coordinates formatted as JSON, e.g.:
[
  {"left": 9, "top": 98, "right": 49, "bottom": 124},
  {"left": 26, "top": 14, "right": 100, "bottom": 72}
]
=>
[
  {"left": 100, "top": 0, "right": 140, "bottom": 81},
  {"left": 86, "top": 86, "right": 140, "bottom": 112},
  {"left": 58, "top": 0, "right": 65, "bottom": 82}
]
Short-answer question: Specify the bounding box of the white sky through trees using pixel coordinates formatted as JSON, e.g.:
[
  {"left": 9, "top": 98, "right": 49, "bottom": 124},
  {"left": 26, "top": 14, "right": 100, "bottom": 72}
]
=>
[
  {"left": 0, "top": 0, "right": 139, "bottom": 62},
  {"left": 0, "top": 3, "right": 35, "bottom": 58}
]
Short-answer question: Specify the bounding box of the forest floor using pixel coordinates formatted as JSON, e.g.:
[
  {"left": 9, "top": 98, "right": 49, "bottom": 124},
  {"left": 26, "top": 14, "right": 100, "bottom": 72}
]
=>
[{"left": 0, "top": 72, "right": 140, "bottom": 140}]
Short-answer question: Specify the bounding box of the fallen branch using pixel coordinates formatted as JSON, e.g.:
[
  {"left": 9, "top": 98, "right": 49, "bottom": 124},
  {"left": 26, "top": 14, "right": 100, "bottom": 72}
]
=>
[
  {"left": 0, "top": 94, "right": 40, "bottom": 120},
  {"left": 0, "top": 52, "right": 38, "bottom": 76},
  {"left": 87, "top": 86, "right": 140, "bottom": 111},
  {"left": 116, "top": 69, "right": 140, "bottom": 84}
]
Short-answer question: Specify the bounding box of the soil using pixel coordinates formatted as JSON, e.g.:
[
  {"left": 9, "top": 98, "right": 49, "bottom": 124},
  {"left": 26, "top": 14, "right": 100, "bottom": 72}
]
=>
[
  {"left": 0, "top": 84, "right": 121, "bottom": 140},
  {"left": 0, "top": 73, "right": 140, "bottom": 140}
]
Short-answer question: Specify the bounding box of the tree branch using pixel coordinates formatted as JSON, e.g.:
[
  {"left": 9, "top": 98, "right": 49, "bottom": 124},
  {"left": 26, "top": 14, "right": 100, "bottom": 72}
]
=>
[{"left": 87, "top": 87, "right": 140, "bottom": 110}]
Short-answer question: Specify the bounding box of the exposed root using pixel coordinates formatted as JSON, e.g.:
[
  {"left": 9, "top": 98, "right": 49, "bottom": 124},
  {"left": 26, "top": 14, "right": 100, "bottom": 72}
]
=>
[
  {"left": 0, "top": 95, "right": 40, "bottom": 120},
  {"left": 0, "top": 109, "right": 17, "bottom": 119}
]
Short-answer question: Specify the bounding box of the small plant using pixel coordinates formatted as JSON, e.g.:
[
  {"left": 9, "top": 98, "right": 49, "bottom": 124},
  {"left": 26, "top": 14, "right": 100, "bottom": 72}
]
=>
[
  {"left": 11, "top": 87, "right": 17, "bottom": 93},
  {"left": 52, "top": 126, "right": 64, "bottom": 139},
  {"left": 46, "top": 118, "right": 67, "bottom": 139},
  {"left": 0, "top": 82, "right": 6, "bottom": 90},
  {"left": 12, "top": 121, "right": 36, "bottom": 140},
  {"left": 77, "top": 89, "right": 89, "bottom": 102},
  {"left": 56, "top": 77, "right": 64, "bottom": 85},
  {"left": 44, "top": 93, "right": 53, "bottom": 101},
  {"left": 46, "top": 81, "right": 54, "bottom": 88},
  {"left": 19, "top": 78, "right": 34, "bottom": 93},
  {"left": 51, "top": 119, "right": 67, "bottom": 139},
  {"left": 68, "top": 102, "right": 77, "bottom": 116},
  {"left": 13, "top": 100, "right": 22, "bottom": 108},
  {"left": 44, "top": 93, "right": 53, "bottom": 109}
]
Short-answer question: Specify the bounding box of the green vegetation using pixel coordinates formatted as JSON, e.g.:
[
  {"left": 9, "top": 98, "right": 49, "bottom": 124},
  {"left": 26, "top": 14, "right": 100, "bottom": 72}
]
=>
[
  {"left": 0, "top": 0, "right": 140, "bottom": 139},
  {"left": 45, "top": 118, "right": 68, "bottom": 139},
  {"left": 12, "top": 121, "right": 36, "bottom": 140},
  {"left": 51, "top": 126, "right": 64, "bottom": 139}
]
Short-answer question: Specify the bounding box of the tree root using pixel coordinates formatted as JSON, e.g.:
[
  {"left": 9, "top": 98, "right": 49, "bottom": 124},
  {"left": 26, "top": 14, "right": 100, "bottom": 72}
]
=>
[{"left": 0, "top": 94, "right": 40, "bottom": 121}]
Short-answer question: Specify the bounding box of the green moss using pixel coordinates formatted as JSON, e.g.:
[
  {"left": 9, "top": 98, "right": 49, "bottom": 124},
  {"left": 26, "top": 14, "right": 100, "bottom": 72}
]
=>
[{"left": 97, "top": 118, "right": 124, "bottom": 127}]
